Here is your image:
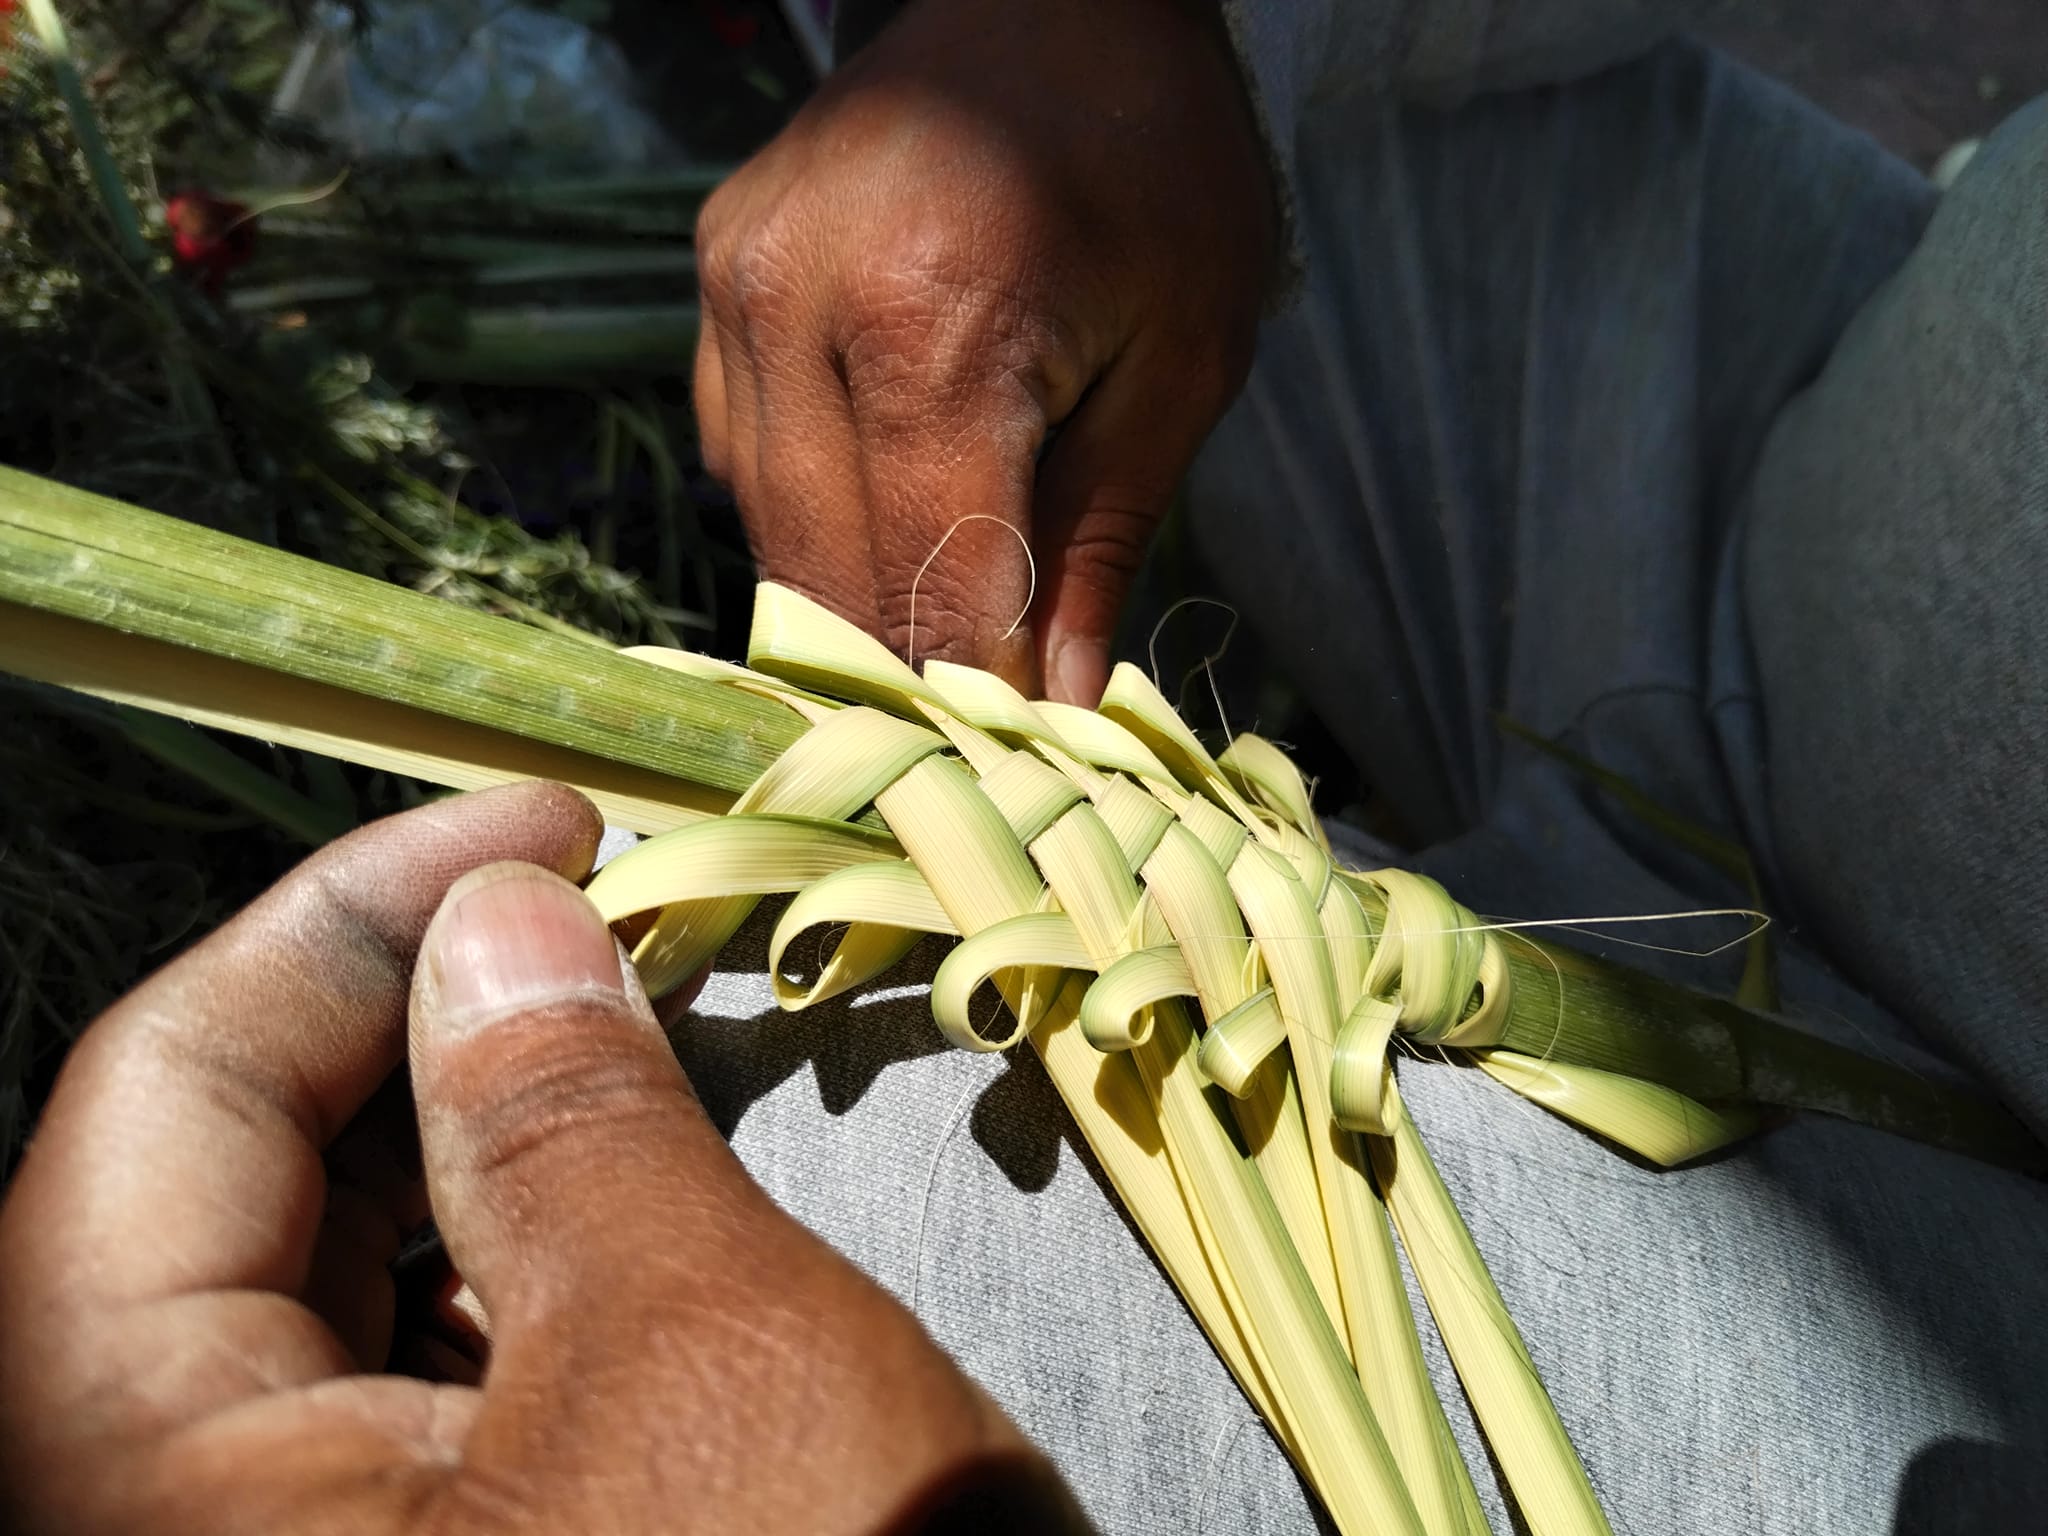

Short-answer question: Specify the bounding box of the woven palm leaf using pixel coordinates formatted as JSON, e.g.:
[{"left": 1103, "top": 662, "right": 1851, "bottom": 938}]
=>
[{"left": 2, "top": 466, "right": 2037, "bottom": 1535}]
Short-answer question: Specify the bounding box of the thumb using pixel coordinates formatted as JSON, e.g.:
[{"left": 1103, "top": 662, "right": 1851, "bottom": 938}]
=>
[
  {"left": 1032, "top": 344, "right": 1241, "bottom": 706},
  {"left": 405, "top": 863, "right": 1085, "bottom": 1530},
  {"left": 407, "top": 861, "right": 733, "bottom": 1335}
]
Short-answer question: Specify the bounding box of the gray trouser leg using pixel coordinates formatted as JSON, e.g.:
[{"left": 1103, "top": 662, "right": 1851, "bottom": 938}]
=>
[{"left": 1742, "top": 96, "right": 2048, "bottom": 1138}]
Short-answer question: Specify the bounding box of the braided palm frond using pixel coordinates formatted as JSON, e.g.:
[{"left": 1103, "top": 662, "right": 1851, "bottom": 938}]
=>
[
  {"left": 580, "top": 586, "right": 1737, "bottom": 1536},
  {"left": 5, "top": 474, "right": 2043, "bottom": 1536}
]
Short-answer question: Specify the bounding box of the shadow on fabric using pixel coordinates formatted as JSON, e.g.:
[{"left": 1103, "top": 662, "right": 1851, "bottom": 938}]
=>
[{"left": 1890, "top": 1437, "right": 2048, "bottom": 1535}]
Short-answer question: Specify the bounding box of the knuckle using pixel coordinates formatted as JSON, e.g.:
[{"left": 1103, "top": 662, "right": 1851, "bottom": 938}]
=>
[
  {"left": 421, "top": 1462, "right": 544, "bottom": 1536},
  {"left": 695, "top": 423, "right": 730, "bottom": 486},
  {"left": 437, "top": 1012, "right": 686, "bottom": 1195},
  {"left": 693, "top": 350, "right": 731, "bottom": 475},
  {"left": 879, "top": 585, "right": 969, "bottom": 665},
  {"left": 694, "top": 202, "right": 739, "bottom": 306},
  {"left": 724, "top": 217, "right": 817, "bottom": 341},
  {"left": 697, "top": 238, "right": 736, "bottom": 312},
  {"left": 840, "top": 230, "right": 1054, "bottom": 429},
  {"left": 847, "top": 310, "right": 1046, "bottom": 452},
  {"left": 1062, "top": 509, "right": 1158, "bottom": 585},
  {"left": 699, "top": 216, "right": 803, "bottom": 336},
  {"left": 693, "top": 181, "right": 731, "bottom": 247}
]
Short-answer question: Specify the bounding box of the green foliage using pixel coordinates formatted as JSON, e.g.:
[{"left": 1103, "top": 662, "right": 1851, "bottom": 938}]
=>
[{"left": 0, "top": 0, "right": 707, "bottom": 1164}]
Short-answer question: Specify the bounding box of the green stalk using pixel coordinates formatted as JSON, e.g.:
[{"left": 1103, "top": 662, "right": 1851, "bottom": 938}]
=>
[
  {"left": 19, "top": 0, "right": 149, "bottom": 267},
  {"left": 395, "top": 304, "right": 700, "bottom": 384},
  {"left": 19, "top": 0, "right": 227, "bottom": 461},
  {"left": 1491, "top": 934, "right": 2043, "bottom": 1173},
  {"left": 111, "top": 706, "right": 353, "bottom": 846},
  {"left": 0, "top": 468, "right": 796, "bottom": 799}
]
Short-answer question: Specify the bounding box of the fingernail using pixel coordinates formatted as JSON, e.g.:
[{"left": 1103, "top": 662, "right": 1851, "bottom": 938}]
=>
[
  {"left": 1050, "top": 636, "right": 1106, "bottom": 707},
  {"left": 419, "top": 863, "right": 624, "bottom": 1034}
]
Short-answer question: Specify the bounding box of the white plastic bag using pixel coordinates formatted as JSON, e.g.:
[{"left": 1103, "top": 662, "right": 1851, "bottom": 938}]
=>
[{"left": 275, "top": 0, "right": 679, "bottom": 175}]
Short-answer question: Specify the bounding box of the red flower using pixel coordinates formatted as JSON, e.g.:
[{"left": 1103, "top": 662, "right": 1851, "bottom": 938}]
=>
[
  {"left": 164, "top": 188, "right": 258, "bottom": 296},
  {"left": 695, "top": 0, "right": 759, "bottom": 49}
]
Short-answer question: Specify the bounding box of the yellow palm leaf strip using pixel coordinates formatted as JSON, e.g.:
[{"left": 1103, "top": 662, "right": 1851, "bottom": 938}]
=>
[
  {"left": 1328, "top": 1002, "right": 1490, "bottom": 1536},
  {"left": 1098, "top": 661, "right": 1263, "bottom": 822},
  {"left": 1017, "top": 759, "right": 1297, "bottom": 1437},
  {"left": 1369, "top": 1078, "right": 1614, "bottom": 1536},
  {"left": 618, "top": 708, "right": 939, "bottom": 994},
  {"left": 1218, "top": 731, "right": 1329, "bottom": 849},
  {"left": 870, "top": 752, "right": 1269, "bottom": 1424},
  {"left": 1033, "top": 799, "right": 1421, "bottom": 1536},
  {"left": 1078, "top": 772, "right": 1337, "bottom": 1325},
  {"left": 921, "top": 658, "right": 1084, "bottom": 757},
  {"left": 1197, "top": 989, "right": 1287, "bottom": 1095},
  {"left": 746, "top": 580, "right": 948, "bottom": 718},
  {"left": 766, "top": 861, "right": 957, "bottom": 1010},
  {"left": 1086, "top": 773, "right": 1177, "bottom": 874},
  {"left": 1079, "top": 947, "right": 1189, "bottom": 1053},
  {"left": 1228, "top": 839, "right": 1477, "bottom": 1536},
  {"left": 1329, "top": 998, "right": 1404, "bottom": 1137},
  {"left": 1320, "top": 871, "right": 1404, "bottom": 1140},
  {"left": 1033, "top": 699, "right": 1180, "bottom": 786},
  {"left": 977, "top": 749, "right": 1087, "bottom": 847},
  {"left": 920, "top": 706, "right": 1016, "bottom": 780},
  {"left": 1138, "top": 814, "right": 1345, "bottom": 1339},
  {"left": 1318, "top": 876, "right": 1378, "bottom": 1012},
  {"left": 585, "top": 815, "right": 899, "bottom": 993},
  {"left": 932, "top": 913, "right": 1094, "bottom": 1052},
  {"left": 730, "top": 706, "right": 946, "bottom": 817},
  {"left": 1473, "top": 1050, "right": 1762, "bottom": 1167},
  {"left": 1361, "top": 869, "right": 1506, "bottom": 1047},
  {"left": 1174, "top": 790, "right": 1255, "bottom": 868},
  {"left": 1319, "top": 866, "right": 1495, "bottom": 1534},
  {"left": 620, "top": 643, "right": 847, "bottom": 716}
]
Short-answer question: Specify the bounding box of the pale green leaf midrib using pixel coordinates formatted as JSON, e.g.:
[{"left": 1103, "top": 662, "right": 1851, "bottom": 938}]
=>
[{"left": 0, "top": 470, "right": 804, "bottom": 796}]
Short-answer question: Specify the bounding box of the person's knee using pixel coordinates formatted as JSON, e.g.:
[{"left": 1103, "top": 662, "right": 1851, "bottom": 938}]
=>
[
  {"left": 1738, "top": 89, "right": 2048, "bottom": 1135},
  {"left": 1937, "top": 94, "right": 2048, "bottom": 252}
]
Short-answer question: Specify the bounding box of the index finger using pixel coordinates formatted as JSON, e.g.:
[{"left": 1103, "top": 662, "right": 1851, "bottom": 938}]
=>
[
  {"left": 839, "top": 269, "right": 1063, "bottom": 690},
  {"left": 0, "top": 781, "right": 601, "bottom": 1432},
  {"left": 742, "top": 260, "right": 1069, "bottom": 692}
]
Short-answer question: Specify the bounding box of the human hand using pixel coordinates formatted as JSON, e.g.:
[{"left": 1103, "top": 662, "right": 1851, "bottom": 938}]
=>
[
  {"left": 696, "top": 0, "right": 1275, "bottom": 703},
  {"left": 0, "top": 783, "right": 1083, "bottom": 1535}
]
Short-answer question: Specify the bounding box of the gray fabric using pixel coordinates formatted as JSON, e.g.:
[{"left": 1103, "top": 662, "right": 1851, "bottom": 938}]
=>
[
  {"left": 1742, "top": 97, "right": 2048, "bottom": 1140},
  {"left": 674, "top": 37, "right": 2048, "bottom": 1536},
  {"left": 1187, "top": 40, "right": 2048, "bottom": 1139},
  {"left": 1220, "top": 0, "right": 1739, "bottom": 178}
]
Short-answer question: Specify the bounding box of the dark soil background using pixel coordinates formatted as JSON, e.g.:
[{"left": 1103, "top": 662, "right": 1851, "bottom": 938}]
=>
[{"left": 1706, "top": 0, "right": 2048, "bottom": 168}]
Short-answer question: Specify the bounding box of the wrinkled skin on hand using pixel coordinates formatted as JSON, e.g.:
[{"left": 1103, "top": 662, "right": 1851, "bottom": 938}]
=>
[
  {"left": 0, "top": 784, "right": 1087, "bottom": 1535},
  {"left": 696, "top": 0, "right": 1276, "bottom": 703}
]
